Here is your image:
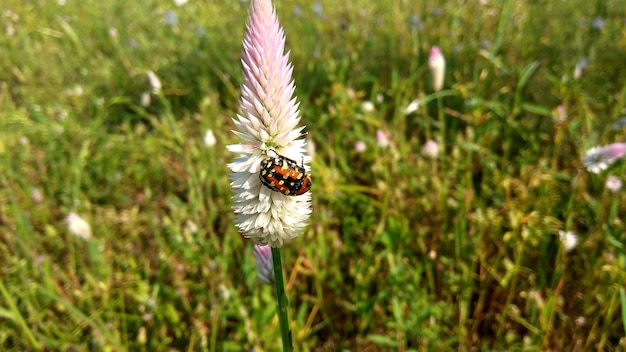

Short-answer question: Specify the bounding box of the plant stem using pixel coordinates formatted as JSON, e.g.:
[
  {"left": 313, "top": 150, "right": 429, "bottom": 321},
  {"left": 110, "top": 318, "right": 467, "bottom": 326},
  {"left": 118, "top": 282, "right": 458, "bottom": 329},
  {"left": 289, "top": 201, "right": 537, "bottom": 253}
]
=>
[
  {"left": 271, "top": 247, "right": 292, "bottom": 351},
  {"left": 437, "top": 94, "right": 450, "bottom": 234}
]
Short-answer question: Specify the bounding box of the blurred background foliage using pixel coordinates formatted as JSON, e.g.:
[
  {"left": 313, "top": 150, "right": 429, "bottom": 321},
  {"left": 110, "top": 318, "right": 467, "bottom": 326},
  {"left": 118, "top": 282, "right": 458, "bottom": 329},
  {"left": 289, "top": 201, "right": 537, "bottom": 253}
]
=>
[{"left": 1, "top": 0, "right": 625, "bottom": 350}]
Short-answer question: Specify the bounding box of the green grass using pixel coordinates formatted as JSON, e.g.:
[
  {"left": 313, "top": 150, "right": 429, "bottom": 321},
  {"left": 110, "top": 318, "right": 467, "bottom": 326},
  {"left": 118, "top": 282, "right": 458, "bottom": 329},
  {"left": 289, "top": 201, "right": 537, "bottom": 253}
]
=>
[{"left": 1, "top": 0, "right": 626, "bottom": 350}]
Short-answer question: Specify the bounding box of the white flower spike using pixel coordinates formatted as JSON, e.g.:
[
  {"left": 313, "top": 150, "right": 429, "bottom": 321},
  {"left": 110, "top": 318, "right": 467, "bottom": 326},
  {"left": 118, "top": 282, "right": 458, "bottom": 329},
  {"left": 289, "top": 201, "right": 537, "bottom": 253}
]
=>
[
  {"left": 428, "top": 46, "right": 446, "bottom": 92},
  {"left": 66, "top": 212, "right": 92, "bottom": 241},
  {"left": 227, "top": 0, "right": 311, "bottom": 247},
  {"left": 582, "top": 143, "right": 626, "bottom": 174},
  {"left": 558, "top": 230, "right": 578, "bottom": 252}
]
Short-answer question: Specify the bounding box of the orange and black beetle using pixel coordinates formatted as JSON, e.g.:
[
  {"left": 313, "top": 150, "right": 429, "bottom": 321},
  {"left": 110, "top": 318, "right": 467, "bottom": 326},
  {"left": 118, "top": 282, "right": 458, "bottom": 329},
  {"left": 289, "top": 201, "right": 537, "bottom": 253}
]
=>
[{"left": 259, "top": 150, "right": 311, "bottom": 196}]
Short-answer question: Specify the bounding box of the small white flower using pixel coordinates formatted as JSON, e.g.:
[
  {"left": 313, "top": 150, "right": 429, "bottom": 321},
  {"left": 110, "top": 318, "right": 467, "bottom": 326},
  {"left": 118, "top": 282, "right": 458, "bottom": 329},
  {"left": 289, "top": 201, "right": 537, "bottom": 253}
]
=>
[
  {"left": 203, "top": 129, "right": 216, "bottom": 147},
  {"left": 174, "top": 0, "right": 188, "bottom": 5},
  {"left": 422, "top": 140, "right": 439, "bottom": 159},
  {"left": 140, "top": 91, "right": 151, "bottom": 107},
  {"left": 185, "top": 220, "right": 198, "bottom": 234},
  {"left": 376, "top": 130, "right": 389, "bottom": 148},
  {"left": 575, "top": 316, "right": 586, "bottom": 327},
  {"left": 354, "top": 140, "right": 366, "bottom": 153},
  {"left": 6, "top": 23, "right": 15, "bottom": 36},
  {"left": 573, "top": 57, "right": 588, "bottom": 80},
  {"left": 361, "top": 101, "right": 375, "bottom": 113},
  {"left": 228, "top": 0, "right": 311, "bottom": 247},
  {"left": 605, "top": 176, "right": 622, "bottom": 192},
  {"left": 403, "top": 99, "right": 420, "bottom": 115},
  {"left": 146, "top": 70, "right": 162, "bottom": 94},
  {"left": 428, "top": 46, "right": 446, "bottom": 92},
  {"left": 108, "top": 27, "right": 119, "bottom": 39},
  {"left": 32, "top": 188, "right": 43, "bottom": 203},
  {"left": 65, "top": 84, "right": 84, "bottom": 97},
  {"left": 582, "top": 143, "right": 626, "bottom": 173},
  {"left": 552, "top": 105, "right": 567, "bottom": 123},
  {"left": 66, "top": 212, "right": 92, "bottom": 241},
  {"left": 558, "top": 230, "right": 578, "bottom": 252}
]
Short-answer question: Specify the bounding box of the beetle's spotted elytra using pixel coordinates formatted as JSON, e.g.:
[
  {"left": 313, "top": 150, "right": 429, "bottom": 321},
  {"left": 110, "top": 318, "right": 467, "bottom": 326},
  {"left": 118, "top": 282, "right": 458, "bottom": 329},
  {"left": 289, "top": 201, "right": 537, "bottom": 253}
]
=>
[{"left": 259, "top": 150, "right": 311, "bottom": 196}]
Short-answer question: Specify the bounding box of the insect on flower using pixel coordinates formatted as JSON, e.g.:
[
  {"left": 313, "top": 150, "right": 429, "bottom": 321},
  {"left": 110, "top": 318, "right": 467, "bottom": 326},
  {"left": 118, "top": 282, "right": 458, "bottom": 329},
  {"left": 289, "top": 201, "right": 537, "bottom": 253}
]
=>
[{"left": 259, "top": 149, "right": 311, "bottom": 196}]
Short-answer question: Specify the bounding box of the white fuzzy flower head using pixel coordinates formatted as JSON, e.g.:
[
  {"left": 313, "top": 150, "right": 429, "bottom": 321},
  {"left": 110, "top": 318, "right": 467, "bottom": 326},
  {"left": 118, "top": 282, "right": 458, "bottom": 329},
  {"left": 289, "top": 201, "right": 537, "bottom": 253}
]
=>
[
  {"left": 422, "top": 140, "right": 439, "bottom": 159},
  {"left": 227, "top": 0, "right": 311, "bottom": 247},
  {"left": 203, "top": 129, "right": 216, "bottom": 148},
  {"left": 428, "top": 46, "right": 445, "bottom": 92},
  {"left": 354, "top": 140, "right": 366, "bottom": 153},
  {"left": 146, "top": 70, "right": 162, "bottom": 94},
  {"left": 605, "top": 176, "right": 622, "bottom": 192},
  {"left": 32, "top": 188, "right": 43, "bottom": 203},
  {"left": 360, "top": 101, "right": 375, "bottom": 113},
  {"left": 376, "top": 130, "right": 389, "bottom": 148},
  {"left": 558, "top": 230, "right": 578, "bottom": 252},
  {"left": 582, "top": 143, "right": 626, "bottom": 174},
  {"left": 66, "top": 212, "right": 92, "bottom": 241},
  {"left": 140, "top": 91, "right": 151, "bottom": 107}
]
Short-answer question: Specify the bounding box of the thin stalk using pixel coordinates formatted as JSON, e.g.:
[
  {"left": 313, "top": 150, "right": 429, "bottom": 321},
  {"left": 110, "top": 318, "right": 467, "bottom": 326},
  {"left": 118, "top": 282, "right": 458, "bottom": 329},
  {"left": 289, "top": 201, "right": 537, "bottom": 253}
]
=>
[
  {"left": 271, "top": 247, "right": 292, "bottom": 351},
  {"left": 437, "top": 95, "right": 449, "bottom": 234},
  {"left": 437, "top": 95, "right": 446, "bottom": 155}
]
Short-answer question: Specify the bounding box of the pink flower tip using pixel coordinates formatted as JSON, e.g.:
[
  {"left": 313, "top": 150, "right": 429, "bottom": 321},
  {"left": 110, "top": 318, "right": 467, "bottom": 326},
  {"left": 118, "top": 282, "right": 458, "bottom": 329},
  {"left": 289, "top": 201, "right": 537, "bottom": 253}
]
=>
[{"left": 429, "top": 46, "right": 442, "bottom": 59}]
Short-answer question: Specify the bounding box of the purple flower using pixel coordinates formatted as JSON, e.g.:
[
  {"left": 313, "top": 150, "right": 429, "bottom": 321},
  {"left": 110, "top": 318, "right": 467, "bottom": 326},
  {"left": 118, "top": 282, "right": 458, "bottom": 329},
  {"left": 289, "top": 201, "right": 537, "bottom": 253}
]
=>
[
  {"left": 254, "top": 245, "right": 275, "bottom": 285},
  {"left": 227, "top": 0, "right": 311, "bottom": 247},
  {"left": 164, "top": 10, "right": 178, "bottom": 26},
  {"left": 128, "top": 38, "right": 139, "bottom": 48},
  {"left": 408, "top": 14, "right": 423, "bottom": 31},
  {"left": 611, "top": 117, "right": 626, "bottom": 130},
  {"left": 582, "top": 143, "right": 626, "bottom": 173},
  {"left": 592, "top": 16, "right": 605, "bottom": 30},
  {"left": 293, "top": 5, "right": 302, "bottom": 18},
  {"left": 312, "top": 1, "right": 323, "bottom": 17}
]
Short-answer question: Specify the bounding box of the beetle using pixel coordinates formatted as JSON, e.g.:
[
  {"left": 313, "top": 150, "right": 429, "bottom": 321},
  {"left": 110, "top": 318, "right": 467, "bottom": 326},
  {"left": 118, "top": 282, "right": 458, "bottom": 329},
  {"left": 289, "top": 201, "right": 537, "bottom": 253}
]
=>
[{"left": 259, "top": 150, "right": 311, "bottom": 196}]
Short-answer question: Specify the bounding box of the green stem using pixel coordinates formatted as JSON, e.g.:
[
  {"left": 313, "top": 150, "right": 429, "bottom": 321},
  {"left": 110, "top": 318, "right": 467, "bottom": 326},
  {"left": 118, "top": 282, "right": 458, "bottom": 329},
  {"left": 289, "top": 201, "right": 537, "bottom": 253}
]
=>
[
  {"left": 437, "top": 95, "right": 446, "bottom": 154},
  {"left": 437, "top": 95, "right": 449, "bottom": 234},
  {"left": 271, "top": 247, "right": 292, "bottom": 351}
]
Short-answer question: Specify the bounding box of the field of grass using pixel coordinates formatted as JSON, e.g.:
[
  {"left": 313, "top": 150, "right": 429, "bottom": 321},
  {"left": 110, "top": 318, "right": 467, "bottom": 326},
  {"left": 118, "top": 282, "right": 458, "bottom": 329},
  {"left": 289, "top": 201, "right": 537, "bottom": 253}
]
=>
[{"left": 1, "top": 0, "right": 626, "bottom": 350}]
